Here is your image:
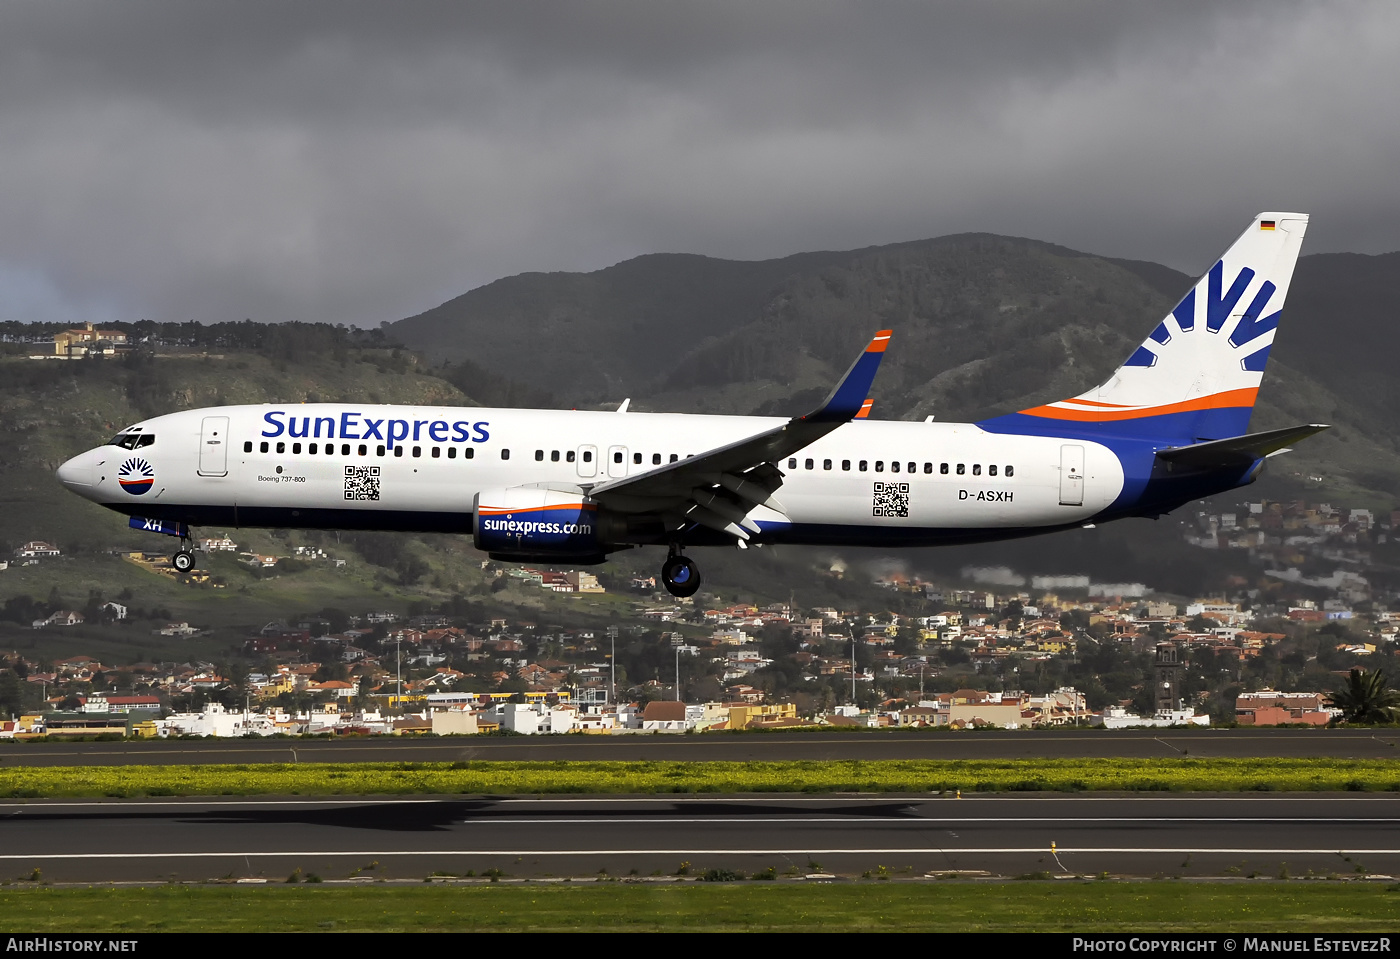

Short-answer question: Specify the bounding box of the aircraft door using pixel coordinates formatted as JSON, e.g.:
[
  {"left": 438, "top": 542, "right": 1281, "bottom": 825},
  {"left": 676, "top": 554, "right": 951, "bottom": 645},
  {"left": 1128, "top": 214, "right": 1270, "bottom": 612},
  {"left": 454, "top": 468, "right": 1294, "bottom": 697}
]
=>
[
  {"left": 198, "top": 416, "right": 229, "bottom": 477},
  {"left": 1059, "top": 445, "right": 1084, "bottom": 506},
  {"left": 576, "top": 445, "right": 597, "bottom": 478},
  {"left": 607, "top": 445, "right": 629, "bottom": 479}
]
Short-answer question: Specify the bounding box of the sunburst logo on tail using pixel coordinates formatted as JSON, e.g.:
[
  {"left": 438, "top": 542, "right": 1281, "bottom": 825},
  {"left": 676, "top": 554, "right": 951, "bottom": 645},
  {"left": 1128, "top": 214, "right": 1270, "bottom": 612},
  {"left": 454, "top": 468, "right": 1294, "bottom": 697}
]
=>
[{"left": 118, "top": 457, "right": 155, "bottom": 495}]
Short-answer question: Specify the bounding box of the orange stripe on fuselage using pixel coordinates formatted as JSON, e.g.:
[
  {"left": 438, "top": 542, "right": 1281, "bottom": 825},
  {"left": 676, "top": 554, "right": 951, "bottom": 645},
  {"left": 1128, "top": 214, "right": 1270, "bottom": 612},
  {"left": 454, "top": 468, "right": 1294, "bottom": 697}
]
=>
[
  {"left": 478, "top": 503, "right": 597, "bottom": 516},
  {"left": 866, "top": 330, "right": 893, "bottom": 353},
  {"left": 1020, "top": 388, "right": 1259, "bottom": 422}
]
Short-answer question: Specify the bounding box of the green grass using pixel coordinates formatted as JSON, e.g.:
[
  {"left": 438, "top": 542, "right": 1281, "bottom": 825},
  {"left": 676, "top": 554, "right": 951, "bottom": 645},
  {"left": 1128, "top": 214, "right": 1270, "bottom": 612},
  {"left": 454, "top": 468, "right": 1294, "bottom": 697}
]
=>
[
  {"left": 2, "top": 759, "right": 1398, "bottom": 797},
  {"left": 0, "top": 881, "right": 1395, "bottom": 932}
]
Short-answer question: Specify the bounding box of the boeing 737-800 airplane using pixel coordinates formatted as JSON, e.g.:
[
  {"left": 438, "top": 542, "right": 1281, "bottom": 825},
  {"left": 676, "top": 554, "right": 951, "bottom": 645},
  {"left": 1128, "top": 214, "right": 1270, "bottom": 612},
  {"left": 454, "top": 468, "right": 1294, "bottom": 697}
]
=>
[{"left": 57, "top": 213, "right": 1325, "bottom": 597}]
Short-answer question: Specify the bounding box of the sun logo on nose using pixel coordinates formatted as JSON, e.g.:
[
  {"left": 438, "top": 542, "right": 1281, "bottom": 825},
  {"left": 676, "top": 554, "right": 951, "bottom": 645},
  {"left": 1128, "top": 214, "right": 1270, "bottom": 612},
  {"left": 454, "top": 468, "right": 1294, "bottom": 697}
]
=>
[{"left": 118, "top": 457, "right": 155, "bottom": 495}]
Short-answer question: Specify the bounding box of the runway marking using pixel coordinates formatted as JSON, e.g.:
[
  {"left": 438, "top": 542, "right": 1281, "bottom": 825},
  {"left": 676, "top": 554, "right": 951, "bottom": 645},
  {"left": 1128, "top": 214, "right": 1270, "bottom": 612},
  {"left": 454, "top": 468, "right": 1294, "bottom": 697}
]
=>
[
  {"left": 2, "top": 848, "right": 1400, "bottom": 860},
  {"left": 454, "top": 817, "right": 1400, "bottom": 825},
  {"left": 0, "top": 799, "right": 443, "bottom": 809}
]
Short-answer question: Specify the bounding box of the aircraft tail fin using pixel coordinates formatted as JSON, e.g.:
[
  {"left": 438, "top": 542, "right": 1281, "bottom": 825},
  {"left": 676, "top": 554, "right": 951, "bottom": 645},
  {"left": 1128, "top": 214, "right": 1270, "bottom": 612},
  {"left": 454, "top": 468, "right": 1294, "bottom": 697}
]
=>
[{"left": 981, "top": 213, "right": 1308, "bottom": 442}]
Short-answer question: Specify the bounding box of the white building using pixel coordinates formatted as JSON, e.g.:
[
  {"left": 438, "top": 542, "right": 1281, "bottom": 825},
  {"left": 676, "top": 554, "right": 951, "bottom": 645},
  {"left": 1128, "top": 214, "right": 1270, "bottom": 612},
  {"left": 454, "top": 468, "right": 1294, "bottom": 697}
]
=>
[{"left": 497, "top": 702, "right": 576, "bottom": 735}]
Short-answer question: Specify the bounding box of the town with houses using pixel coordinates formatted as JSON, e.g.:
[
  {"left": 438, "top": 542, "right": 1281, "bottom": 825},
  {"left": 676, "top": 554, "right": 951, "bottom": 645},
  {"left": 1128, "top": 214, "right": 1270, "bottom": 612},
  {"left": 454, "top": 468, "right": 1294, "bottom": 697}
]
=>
[{"left": 1, "top": 492, "right": 1394, "bottom": 741}]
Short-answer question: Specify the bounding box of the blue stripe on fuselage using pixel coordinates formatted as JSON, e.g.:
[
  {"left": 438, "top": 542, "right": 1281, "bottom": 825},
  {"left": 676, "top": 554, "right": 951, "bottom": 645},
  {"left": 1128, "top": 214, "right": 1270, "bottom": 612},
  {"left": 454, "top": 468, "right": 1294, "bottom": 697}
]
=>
[{"left": 977, "top": 407, "right": 1262, "bottom": 520}]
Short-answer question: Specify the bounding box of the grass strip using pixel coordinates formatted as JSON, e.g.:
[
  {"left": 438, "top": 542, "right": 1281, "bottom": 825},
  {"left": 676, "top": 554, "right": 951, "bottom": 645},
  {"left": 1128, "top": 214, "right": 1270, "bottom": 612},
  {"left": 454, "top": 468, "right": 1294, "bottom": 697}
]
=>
[
  {"left": 0, "top": 882, "right": 1397, "bottom": 932},
  {"left": 1, "top": 758, "right": 1398, "bottom": 797}
]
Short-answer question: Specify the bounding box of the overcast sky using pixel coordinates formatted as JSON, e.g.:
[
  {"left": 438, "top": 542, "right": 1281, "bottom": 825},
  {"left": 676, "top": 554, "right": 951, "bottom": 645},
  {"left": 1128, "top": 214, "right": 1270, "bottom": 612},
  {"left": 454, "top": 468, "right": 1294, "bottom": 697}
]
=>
[{"left": 2, "top": 1, "right": 1397, "bottom": 327}]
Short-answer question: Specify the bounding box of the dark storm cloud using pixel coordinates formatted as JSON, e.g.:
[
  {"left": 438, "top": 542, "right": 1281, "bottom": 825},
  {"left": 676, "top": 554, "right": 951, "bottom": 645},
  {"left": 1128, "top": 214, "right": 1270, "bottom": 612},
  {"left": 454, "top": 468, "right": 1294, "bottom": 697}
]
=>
[{"left": 0, "top": 1, "right": 1395, "bottom": 326}]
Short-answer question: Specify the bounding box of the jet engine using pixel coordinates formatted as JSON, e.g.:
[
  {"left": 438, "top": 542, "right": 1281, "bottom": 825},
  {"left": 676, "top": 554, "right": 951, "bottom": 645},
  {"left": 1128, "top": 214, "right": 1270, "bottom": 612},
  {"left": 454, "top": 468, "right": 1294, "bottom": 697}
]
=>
[{"left": 473, "top": 487, "right": 615, "bottom": 564}]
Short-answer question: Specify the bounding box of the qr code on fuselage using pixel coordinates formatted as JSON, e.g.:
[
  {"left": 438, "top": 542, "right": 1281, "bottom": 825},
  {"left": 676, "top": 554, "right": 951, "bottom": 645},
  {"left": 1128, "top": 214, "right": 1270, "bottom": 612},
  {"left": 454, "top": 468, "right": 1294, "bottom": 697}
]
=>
[
  {"left": 872, "top": 481, "right": 909, "bottom": 518},
  {"left": 344, "top": 465, "right": 381, "bottom": 501}
]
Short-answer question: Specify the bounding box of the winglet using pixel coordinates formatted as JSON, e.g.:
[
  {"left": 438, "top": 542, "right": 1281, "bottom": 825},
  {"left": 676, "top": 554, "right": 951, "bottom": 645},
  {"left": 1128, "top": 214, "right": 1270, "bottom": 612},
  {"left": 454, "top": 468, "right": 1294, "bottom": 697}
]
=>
[
  {"left": 854, "top": 399, "right": 874, "bottom": 419},
  {"left": 804, "top": 330, "right": 892, "bottom": 423}
]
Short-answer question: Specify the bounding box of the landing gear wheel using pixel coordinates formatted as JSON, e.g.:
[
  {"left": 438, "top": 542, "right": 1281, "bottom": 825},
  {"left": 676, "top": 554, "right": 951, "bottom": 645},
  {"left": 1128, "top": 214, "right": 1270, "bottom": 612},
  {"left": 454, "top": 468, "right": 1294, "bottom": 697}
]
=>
[
  {"left": 661, "top": 554, "right": 701, "bottom": 598},
  {"left": 172, "top": 550, "right": 195, "bottom": 573}
]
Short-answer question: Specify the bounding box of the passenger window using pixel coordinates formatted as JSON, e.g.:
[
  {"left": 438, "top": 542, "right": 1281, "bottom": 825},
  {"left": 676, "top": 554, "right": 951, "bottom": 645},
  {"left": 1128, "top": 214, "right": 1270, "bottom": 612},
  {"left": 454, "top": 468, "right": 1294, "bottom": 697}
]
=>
[
  {"left": 412, "top": 446, "right": 421, "bottom": 458},
  {"left": 940, "top": 463, "right": 948, "bottom": 474},
  {"left": 358, "top": 444, "right": 367, "bottom": 456},
  {"left": 377, "top": 445, "right": 385, "bottom": 457},
  {"left": 842, "top": 460, "right": 851, "bottom": 471},
  {"left": 273, "top": 441, "right": 283, "bottom": 454},
  {"left": 908, "top": 462, "right": 916, "bottom": 473},
  {"left": 788, "top": 458, "right": 797, "bottom": 469},
  {"left": 552, "top": 451, "right": 561, "bottom": 462},
  {"left": 309, "top": 443, "right": 318, "bottom": 455},
  {"left": 583, "top": 451, "right": 592, "bottom": 463},
  {"left": 633, "top": 452, "right": 642, "bottom": 465},
  {"left": 989, "top": 464, "right": 997, "bottom": 476},
  {"left": 614, "top": 451, "right": 623, "bottom": 464},
  {"left": 448, "top": 447, "right": 457, "bottom": 459},
  {"left": 875, "top": 461, "right": 884, "bottom": 473},
  {"left": 341, "top": 444, "right": 350, "bottom": 456},
  {"left": 395, "top": 447, "right": 404, "bottom": 458},
  {"left": 924, "top": 463, "right": 932, "bottom": 474},
  {"left": 1006, "top": 465, "right": 1014, "bottom": 477},
  {"left": 502, "top": 449, "right": 511, "bottom": 460},
  {"left": 465, "top": 447, "right": 474, "bottom": 459},
  {"left": 567, "top": 450, "right": 576, "bottom": 463},
  {"left": 972, "top": 464, "right": 980, "bottom": 475},
  {"left": 243, "top": 441, "right": 253, "bottom": 453},
  {"left": 890, "top": 461, "right": 900, "bottom": 473},
  {"left": 805, "top": 458, "right": 814, "bottom": 470},
  {"left": 859, "top": 461, "right": 868, "bottom": 472},
  {"left": 432, "top": 447, "right": 440, "bottom": 458},
  {"left": 956, "top": 464, "right": 965, "bottom": 475},
  {"left": 652, "top": 453, "right": 661, "bottom": 465},
  {"left": 535, "top": 450, "right": 544, "bottom": 461},
  {"left": 293, "top": 443, "right": 303, "bottom": 454},
  {"left": 823, "top": 459, "right": 832, "bottom": 471},
  {"left": 669, "top": 454, "right": 678, "bottom": 463}
]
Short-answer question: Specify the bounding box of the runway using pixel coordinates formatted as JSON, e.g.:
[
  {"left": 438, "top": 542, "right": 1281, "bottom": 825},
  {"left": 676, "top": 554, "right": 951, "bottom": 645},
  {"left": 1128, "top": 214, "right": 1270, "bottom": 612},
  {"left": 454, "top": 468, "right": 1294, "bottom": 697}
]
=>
[
  {"left": 3, "top": 727, "right": 1398, "bottom": 766},
  {"left": 3, "top": 794, "right": 1397, "bottom": 882}
]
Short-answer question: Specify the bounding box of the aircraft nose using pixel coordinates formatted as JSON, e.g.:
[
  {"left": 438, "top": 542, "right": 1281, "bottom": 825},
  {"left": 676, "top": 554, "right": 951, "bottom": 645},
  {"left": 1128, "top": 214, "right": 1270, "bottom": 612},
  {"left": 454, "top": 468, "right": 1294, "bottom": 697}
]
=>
[{"left": 57, "top": 449, "right": 96, "bottom": 489}]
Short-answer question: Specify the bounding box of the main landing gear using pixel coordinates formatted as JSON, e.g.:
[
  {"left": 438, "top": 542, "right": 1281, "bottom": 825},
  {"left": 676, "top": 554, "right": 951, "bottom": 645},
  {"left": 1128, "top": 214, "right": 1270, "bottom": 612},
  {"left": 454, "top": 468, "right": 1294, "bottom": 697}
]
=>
[{"left": 661, "top": 549, "right": 701, "bottom": 598}]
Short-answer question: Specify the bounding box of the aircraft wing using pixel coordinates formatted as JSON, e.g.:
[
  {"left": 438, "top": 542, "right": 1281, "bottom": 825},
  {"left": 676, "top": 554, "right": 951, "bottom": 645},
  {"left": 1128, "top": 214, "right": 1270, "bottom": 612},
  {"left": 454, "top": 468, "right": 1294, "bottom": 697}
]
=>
[
  {"left": 586, "top": 330, "right": 891, "bottom": 540},
  {"left": 1155, "top": 423, "right": 1330, "bottom": 470}
]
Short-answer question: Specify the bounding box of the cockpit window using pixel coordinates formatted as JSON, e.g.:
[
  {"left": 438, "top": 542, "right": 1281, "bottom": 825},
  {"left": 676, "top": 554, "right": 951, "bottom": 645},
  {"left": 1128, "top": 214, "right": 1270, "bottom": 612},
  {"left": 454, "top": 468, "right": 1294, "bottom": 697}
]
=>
[{"left": 107, "top": 432, "right": 155, "bottom": 450}]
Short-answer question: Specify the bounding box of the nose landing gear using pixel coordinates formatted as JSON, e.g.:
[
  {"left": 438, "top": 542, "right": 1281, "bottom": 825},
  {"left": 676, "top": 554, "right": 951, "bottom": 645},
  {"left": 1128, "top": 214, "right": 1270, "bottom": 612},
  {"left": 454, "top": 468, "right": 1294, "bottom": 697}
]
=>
[
  {"left": 661, "top": 550, "right": 701, "bottom": 598},
  {"left": 127, "top": 516, "right": 198, "bottom": 573}
]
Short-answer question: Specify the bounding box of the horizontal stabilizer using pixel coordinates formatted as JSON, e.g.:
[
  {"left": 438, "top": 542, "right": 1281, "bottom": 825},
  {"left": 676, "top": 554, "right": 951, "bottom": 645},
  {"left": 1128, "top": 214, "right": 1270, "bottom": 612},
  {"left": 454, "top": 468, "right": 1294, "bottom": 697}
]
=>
[{"left": 1155, "top": 423, "right": 1329, "bottom": 470}]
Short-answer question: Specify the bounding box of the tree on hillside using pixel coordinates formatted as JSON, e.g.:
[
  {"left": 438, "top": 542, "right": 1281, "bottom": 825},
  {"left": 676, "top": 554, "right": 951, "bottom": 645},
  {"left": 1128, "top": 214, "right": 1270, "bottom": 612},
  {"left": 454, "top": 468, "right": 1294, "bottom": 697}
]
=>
[{"left": 1327, "top": 668, "right": 1400, "bottom": 725}]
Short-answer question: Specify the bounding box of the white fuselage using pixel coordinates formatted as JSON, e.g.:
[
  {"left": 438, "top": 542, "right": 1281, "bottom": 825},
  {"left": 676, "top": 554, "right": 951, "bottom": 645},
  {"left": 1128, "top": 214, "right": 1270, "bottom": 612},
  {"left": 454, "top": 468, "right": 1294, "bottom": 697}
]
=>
[{"left": 60, "top": 403, "right": 1124, "bottom": 546}]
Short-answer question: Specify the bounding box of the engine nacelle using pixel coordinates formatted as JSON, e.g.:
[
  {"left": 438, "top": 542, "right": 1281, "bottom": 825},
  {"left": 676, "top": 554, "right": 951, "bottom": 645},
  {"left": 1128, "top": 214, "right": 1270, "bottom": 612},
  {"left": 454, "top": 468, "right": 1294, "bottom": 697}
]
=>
[{"left": 473, "top": 487, "right": 608, "bottom": 563}]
